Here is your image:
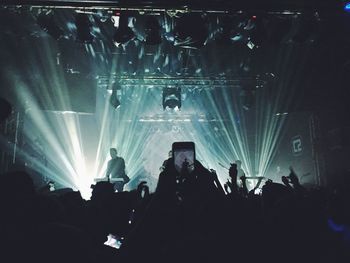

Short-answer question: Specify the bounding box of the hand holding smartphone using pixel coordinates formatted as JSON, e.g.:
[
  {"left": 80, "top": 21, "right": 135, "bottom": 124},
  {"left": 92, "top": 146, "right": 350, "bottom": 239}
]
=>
[{"left": 172, "top": 142, "right": 196, "bottom": 174}]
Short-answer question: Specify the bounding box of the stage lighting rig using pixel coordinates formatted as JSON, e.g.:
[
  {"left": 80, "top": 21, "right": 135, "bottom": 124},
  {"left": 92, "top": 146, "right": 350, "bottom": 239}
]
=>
[
  {"left": 173, "top": 13, "right": 208, "bottom": 49},
  {"left": 162, "top": 87, "right": 181, "bottom": 111}
]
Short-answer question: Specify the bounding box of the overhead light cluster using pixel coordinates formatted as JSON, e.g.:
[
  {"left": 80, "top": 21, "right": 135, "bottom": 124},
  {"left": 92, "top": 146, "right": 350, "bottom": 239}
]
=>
[
  {"left": 32, "top": 8, "right": 323, "bottom": 50},
  {"left": 162, "top": 87, "right": 181, "bottom": 111},
  {"left": 111, "top": 11, "right": 163, "bottom": 47},
  {"left": 219, "top": 14, "right": 263, "bottom": 49}
]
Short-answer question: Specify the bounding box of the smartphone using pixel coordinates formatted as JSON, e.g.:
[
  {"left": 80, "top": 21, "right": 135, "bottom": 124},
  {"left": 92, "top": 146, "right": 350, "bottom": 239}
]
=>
[
  {"left": 172, "top": 142, "right": 195, "bottom": 173},
  {"left": 104, "top": 234, "right": 122, "bottom": 249}
]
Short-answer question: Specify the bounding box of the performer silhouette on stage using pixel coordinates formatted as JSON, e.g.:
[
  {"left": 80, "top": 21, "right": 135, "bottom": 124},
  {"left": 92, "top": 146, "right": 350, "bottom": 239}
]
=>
[{"left": 106, "top": 148, "right": 130, "bottom": 192}]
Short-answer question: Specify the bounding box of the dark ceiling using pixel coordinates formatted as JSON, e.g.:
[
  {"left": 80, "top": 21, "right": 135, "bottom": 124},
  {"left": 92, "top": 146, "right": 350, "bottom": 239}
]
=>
[
  {"left": 1, "top": 0, "right": 344, "bottom": 10},
  {"left": 1, "top": 1, "right": 350, "bottom": 114}
]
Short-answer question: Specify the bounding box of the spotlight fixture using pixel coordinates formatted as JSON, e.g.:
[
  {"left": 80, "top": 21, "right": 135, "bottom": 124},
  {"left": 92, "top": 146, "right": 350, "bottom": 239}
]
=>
[
  {"left": 37, "top": 13, "right": 64, "bottom": 40},
  {"left": 245, "top": 16, "right": 265, "bottom": 49},
  {"left": 174, "top": 13, "right": 208, "bottom": 49},
  {"left": 110, "top": 85, "right": 121, "bottom": 110},
  {"left": 75, "top": 13, "right": 94, "bottom": 43},
  {"left": 144, "top": 16, "right": 162, "bottom": 45},
  {"left": 112, "top": 13, "right": 135, "bottom": 47},
  {"left": 162, "top": 87, "right": 181, "bottom": 110},
  {"left": 110, "top": 96, "right": 121, "bottom": 109}
]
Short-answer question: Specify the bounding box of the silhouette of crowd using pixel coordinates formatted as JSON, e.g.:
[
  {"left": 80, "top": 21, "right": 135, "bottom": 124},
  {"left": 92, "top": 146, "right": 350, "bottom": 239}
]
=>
[
  {"left": 0, "top": 97, "right": 349, "bottom": 262},
  {"left": 1, "top": 153, "right": 350, "bottom": 263}
]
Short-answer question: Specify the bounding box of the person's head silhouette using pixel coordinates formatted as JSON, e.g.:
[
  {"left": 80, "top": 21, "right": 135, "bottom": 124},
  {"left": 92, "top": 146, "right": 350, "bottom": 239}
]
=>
[
  {"left": 0, "top": 97, "right": 12, "bottom": 122},
  {"left": 110, "top": 148, "right": 118, "bottom": 158}
]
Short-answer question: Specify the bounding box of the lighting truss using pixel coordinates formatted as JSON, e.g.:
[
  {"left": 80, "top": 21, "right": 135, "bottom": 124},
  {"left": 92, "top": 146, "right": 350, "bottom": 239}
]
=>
[
  {"left": 97, "top": 75, "right": 267, "bottom": 89},
  {"left": 3, "top": 1, "right": 340, "bottom": 16}
]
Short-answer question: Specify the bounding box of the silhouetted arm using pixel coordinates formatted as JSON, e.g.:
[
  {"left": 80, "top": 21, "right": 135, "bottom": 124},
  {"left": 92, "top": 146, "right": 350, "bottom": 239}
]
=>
[
  {"left": 225, "top": 163, "right": 238, "bottom": 195},
  {"left": 240, "top": 174, "right": 248, "bottom": 197},
  {"left": 210, "top": 169, "right": 226, "bottom": 196},
  {"left": 288, "top": 167, "right": 305, "bottom": 194}
]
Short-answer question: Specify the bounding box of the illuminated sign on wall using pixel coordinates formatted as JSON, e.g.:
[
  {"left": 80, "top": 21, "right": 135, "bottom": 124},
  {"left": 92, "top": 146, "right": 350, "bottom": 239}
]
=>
[{"left": 291, "top": 135, "right": 302, "bottom": 156}]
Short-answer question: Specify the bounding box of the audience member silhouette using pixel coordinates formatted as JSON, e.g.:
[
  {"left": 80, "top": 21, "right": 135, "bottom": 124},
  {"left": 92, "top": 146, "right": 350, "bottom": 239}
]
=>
[
  {"left": 1, "top": 151, "right": 350, "bottom": 263},
  {"left": 0, "top": 97, "right": 12, "bottom": 122}
]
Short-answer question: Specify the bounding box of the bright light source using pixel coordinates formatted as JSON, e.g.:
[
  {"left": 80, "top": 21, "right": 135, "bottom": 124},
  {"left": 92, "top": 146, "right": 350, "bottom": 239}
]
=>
[
  {"left": 5, "top": 21, "right": 292, "bottom": 201},
  {"left": 110, "top": 85, "right": 121, "bottom": 110},
  {"left": 345, "top": 3, "right": 350, "bottom": 11},
  {"left": 275, "top": 112, "right": 288, "bottom": 116},
  {"left": 163, "top": 87, "right": 181, "bottom": 110},
  {"left": 111, "top": 15, "right": 120, "bottom": 27},
  {"left": 104, "top": 234, "right": 121, "bottom": 249},
  {"left": 247, "top": 40, "right": 255, "bottom": 49}
]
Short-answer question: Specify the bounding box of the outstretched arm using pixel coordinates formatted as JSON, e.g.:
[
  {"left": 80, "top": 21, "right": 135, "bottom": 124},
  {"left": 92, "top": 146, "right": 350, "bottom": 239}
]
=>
[{"left": 210, "top": 169, "right": 226, "bottom": 196}]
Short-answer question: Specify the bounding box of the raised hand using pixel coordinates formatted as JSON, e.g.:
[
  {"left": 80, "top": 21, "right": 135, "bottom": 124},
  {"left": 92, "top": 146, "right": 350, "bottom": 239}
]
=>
[
  {"left": 224, "top": 180, "right": 233, "bottom": 194},
  {"left": 240, "top": 174, "right": 246, "bottom": 182},
  {"left": 136, "top": 181, "right": 149, "bottom": 200},
  {"left": 281, "top": 175, "right": 290, "bottom": 186},
  {"left": 229, "top": 163, "right": 238, "bottom": 179},
  {"left": 288, "top": 167, "right": 300, "bottom": 186}
]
